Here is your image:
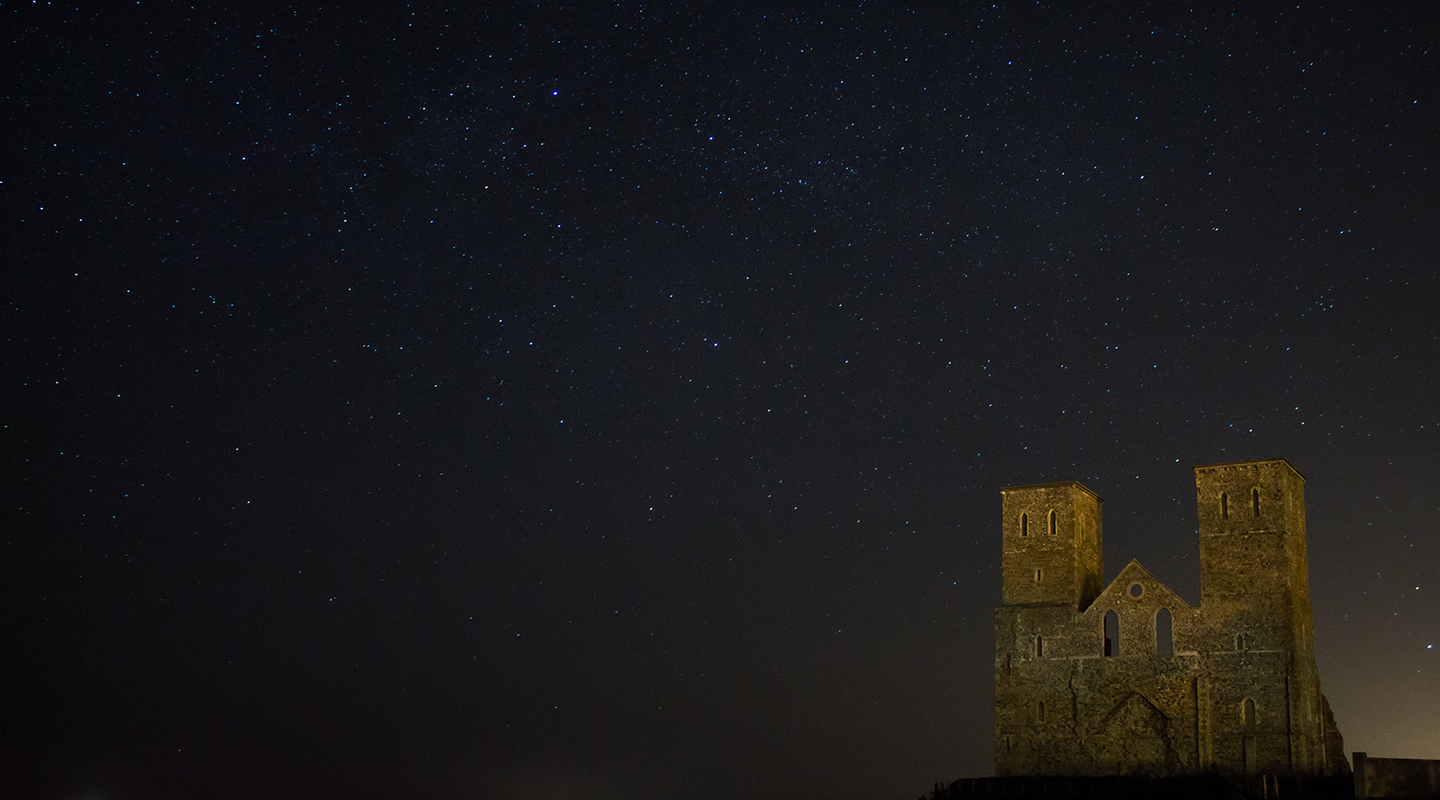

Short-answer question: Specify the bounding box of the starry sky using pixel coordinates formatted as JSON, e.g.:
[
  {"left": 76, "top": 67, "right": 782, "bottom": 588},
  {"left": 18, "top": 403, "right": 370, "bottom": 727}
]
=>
[{"left": 5, "top": 3, "right": 1438, "bottom": 799}]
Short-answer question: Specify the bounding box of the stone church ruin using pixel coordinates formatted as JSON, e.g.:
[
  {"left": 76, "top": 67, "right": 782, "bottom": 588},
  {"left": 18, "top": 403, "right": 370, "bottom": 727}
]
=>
[{"left": 993, "top": 458, "right": 1350, "bottom": 782}]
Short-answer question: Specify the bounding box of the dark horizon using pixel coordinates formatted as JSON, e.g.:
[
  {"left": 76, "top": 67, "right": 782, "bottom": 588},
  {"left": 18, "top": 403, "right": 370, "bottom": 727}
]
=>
[{"left": 6, "top": 3, "right": 1438, "bottom": 799}]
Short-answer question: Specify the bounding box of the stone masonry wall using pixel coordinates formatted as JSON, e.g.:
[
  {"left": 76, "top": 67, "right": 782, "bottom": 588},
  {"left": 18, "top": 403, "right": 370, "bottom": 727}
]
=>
[{"left": 994, "top": 459, "right": 1348, "bottom": 781}]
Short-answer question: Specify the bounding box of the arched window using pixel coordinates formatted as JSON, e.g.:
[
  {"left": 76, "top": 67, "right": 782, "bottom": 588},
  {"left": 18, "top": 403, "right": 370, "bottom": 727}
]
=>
[
  {"left": 1221, "top": 492, "right": 1229, "bottom": 519},
  {"left": 1035, "top": 635, "right": 1044, "bottom": 658},
  {"left": 1048, "top": 509, "right": 1057, "bottom": 535},
  {"left": 1104, "top": 610, "right": 1119, "bottom": 657},
  {"left": 1242, "top": 698, "right": 1258, "bottom": 778},
  {"left": 1252, "top": 488, "right": 1261, "bottom": 517},
  {"left": 1020, "top": 513, "right": 1028, "bottom": 537},
  {"left": 1038, "top": 701, "right": 1047, "bottom": 722},
  {"left": 1156, "top": 608, "right": 1173, "bottom": 656}
]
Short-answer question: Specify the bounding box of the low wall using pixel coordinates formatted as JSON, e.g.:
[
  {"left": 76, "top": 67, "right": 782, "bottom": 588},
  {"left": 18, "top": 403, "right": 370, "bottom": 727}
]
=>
[
  {"left": 1354, "top": 753, "right": 1440, "bottom": 799},
  {"left": 933, "top": 774, "right": 1351, "bottom": 799},
  {"left": 935, "top": 775, "right": 1237, "bottom": 799}
]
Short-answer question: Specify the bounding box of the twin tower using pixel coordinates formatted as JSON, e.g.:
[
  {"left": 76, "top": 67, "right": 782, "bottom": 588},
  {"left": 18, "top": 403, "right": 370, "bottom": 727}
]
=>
[{"left": 994, "top": 458, "right": 1348, "bottom": 781}]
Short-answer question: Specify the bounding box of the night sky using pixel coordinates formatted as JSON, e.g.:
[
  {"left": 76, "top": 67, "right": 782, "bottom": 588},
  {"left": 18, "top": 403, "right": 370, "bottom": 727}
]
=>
[{"left": 6, "top": 3, "right": 1439, "bottom": 799}]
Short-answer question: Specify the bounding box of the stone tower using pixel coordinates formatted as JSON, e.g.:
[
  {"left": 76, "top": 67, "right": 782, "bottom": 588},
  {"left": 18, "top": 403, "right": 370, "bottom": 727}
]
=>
[
  {"left": 999, "top": 481, "right": 1104, "bottom": 611},
  {"left": 993, "top": 459, "right": 1347, "bottom": 783},
  {"left": 1192, "top": 459, "right": 1331, "bottom": 778}
]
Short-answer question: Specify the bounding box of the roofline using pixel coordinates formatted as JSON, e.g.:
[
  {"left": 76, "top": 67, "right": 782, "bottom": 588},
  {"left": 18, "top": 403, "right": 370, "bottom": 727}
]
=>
[
  {"left": 1192, "top": 457, "right": 1305, "bottom": 482},
  {"left": 999, "top": 480, "right": 1104, "bottom": 502}
]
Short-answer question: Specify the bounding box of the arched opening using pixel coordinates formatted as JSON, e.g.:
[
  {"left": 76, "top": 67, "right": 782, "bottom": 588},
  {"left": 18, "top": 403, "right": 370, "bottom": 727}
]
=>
[
  {"left": 1104, "top": 610, "right": 1119, "bottom": 657},
  {"left": 1243, "top": 699, "right": 1258, "bottom": 778},
  {"left": 1221, "top": 492, "right": 1229, "bottom": 519},
  {"left": 1156, "top": 608, "right": 1173, "bottom": 656},
  {"left": 1038, "top": 701, "right": 1047, "bottom": 722},
  {"left": 1253, "top": 488, "right": 1261, "bottom": 517},
  {"left": 1020, "top": 513, "right": 1028, "bottom": 537},
  {"left": 1035, "top": 635, "right": 1044, "bottom": 658},
  {"left": 1048, "top": 509, "right": 1056, "bottom": 535}
]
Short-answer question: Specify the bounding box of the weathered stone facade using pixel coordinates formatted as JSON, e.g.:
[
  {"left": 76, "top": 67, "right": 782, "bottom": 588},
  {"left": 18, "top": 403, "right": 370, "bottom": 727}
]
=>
[{"left": 994, "top": 459, "right": 1349, "bottom": 781}]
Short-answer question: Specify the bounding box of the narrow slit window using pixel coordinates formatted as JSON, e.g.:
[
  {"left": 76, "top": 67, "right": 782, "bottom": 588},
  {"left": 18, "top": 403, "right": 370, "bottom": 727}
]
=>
[
  {"left": 1252, "top": 488, "right": 1260, "bottom": 517},
  {"left": 1038, "top": 701, "right": 1046, "bottom": 722},
  {"left": 1221, "top": 492, "right": 1229, "bottom": 519},
  {"left": 1048, "top": 509, "right": 1056, "bottom": 536},
  {"left": 1020, "top": 513, "right": 1028, "bottom": 537},
  {"left": 1244, "top": 699, "right": 1257, "bottom": 733},
  {"left": 1035, "top": 635, "right": 1044, "bottom": 658},
  {"left": 1104, "top": 610, "right": 1119, "bottom": 657},
  {"left": 1034, "top": 568, "right": 1043, "bottom": 583},
  {"left": 1156, "top": 608, "right": 1173, "bottom": 656}
]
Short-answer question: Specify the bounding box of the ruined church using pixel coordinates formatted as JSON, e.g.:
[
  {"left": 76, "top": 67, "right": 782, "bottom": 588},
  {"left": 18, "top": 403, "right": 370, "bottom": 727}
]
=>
[{"left": 994, "top": 458, "right": 1349, "bottom": 781}]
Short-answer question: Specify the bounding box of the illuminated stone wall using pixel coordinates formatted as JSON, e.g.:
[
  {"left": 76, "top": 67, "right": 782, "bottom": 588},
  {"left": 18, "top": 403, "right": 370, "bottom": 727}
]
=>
[{"left": 994, "top": 459, "right": 1349, "bottom": 780}]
